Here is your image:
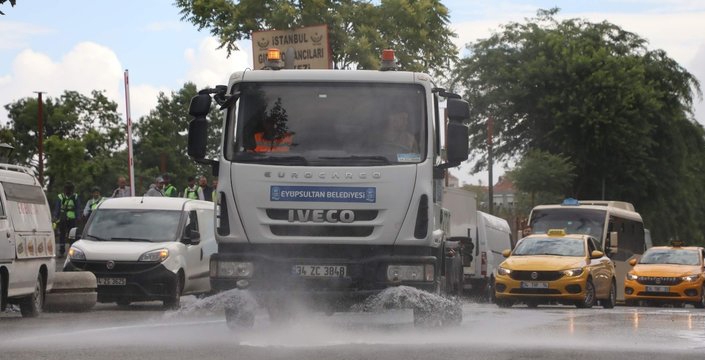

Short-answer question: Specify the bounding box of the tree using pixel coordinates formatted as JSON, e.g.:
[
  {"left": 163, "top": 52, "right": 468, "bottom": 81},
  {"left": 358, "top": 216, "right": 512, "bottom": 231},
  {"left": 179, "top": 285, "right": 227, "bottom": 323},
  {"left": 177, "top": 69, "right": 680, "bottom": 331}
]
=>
[
  {"left": 174, "top": 0, "right": 457, "bottom": 75},
  {"left": 0, "top": 0, "right": 16, "bottom": 15},
  {"left": 3, "top": 90, "right": 126, "bottom": 202},
  {"left": 453, "top": 8, "right": 704, "bottom": 244},
  {"left": 133, "top": 82, "right": 222, "bottom": 194},
  {"left": 505, "top": 150, "right": 575, "bottom": 210}
]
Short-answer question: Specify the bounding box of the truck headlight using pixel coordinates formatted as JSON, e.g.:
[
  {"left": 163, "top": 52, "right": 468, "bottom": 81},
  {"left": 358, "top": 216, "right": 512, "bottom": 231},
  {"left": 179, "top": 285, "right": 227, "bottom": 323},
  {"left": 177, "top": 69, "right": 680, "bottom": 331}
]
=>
[
  {"left": 682, "top": 274, "right": 701, "bottom": 282},
  {"left": 497, "top": 266, "right": 511, "bottom": 276},
  {"left": 68, "top": 247, "right": 85, "bottom": 260},
  {"left": 212, "top": 261, "right": 254, "bottom": 278},
  {"left": 138, "top": 249, "right": 169, "bottom": 262},
  {"left": 386, "top": 264, "right": 434, "bottom": 282},
  {"left": 562, "top": 268, "right": 584, "bottom": 277},
  {"left": 626, "top": 273, "right": 638, "bottom": 281}
]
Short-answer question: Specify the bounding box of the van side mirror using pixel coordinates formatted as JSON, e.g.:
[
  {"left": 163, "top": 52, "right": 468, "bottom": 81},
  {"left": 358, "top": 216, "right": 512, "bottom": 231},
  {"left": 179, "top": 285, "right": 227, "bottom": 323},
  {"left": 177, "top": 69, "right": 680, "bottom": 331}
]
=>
[
  {"left": 68, "top": 227, "right": 78, "bottom": 241},
  {"left": 188, "top": 229, "right": 201, "bottom": 245}
]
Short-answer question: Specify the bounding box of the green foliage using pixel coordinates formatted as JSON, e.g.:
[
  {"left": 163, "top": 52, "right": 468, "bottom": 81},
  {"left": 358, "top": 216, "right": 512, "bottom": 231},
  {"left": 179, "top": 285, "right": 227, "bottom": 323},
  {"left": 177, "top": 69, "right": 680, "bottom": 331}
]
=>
[
  {"left": 453, "top": 8, "right": 704, "bottom": 244},
  {"left": 174, "top": 0, "right": 458, "bottom": 75},
  {"left": 506, "top": 149, "right": 576, "bottom": 209},
  {"left": 0, "top": 0, "right": 16, "bottom": 15}
]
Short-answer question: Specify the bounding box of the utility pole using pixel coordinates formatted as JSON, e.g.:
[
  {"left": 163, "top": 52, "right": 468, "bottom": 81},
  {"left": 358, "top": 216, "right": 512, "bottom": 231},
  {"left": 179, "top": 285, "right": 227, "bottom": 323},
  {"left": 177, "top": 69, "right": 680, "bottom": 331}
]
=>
[
  {"left": 487, "top": 115, "right": 494, "bottom": 215},
  {"left": 34, "top": 91, "right": 45, "bottom": 186}
]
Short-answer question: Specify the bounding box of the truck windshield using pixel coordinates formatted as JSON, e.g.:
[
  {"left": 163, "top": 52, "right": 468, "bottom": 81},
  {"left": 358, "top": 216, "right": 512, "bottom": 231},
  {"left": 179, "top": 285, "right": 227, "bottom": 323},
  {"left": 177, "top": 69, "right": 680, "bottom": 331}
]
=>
[
  {"left": 226, "top": 82, "right": 426, "bottom": 166},
  {"left": 529, "top": 208, "right": 606, "bottom": 242},
  {"left": 84, "top": 209, "right": 182, "bottom": 243}
]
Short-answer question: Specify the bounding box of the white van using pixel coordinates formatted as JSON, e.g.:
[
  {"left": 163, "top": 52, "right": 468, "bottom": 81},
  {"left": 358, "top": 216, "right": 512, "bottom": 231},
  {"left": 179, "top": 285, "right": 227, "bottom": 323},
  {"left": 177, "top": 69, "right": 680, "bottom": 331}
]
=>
[
  {"left": 64, "top": 197, "right": 216, "bottom": 308},
  {"left": 0, "top": 163, "right": 55, "bottom": 317},
  {"left": 442, "top": 188, "right": 512, "bottom": 300}
]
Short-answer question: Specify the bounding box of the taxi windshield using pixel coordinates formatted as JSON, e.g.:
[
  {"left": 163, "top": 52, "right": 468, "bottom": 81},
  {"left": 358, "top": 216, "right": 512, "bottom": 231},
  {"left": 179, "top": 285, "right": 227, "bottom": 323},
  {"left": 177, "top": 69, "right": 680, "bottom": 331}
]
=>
[
  {"left": 513, "top": 237, "right": 585, "bottom": 257},
  {"left": 639, "top": 249, "right": 701, "bottom": 265}
]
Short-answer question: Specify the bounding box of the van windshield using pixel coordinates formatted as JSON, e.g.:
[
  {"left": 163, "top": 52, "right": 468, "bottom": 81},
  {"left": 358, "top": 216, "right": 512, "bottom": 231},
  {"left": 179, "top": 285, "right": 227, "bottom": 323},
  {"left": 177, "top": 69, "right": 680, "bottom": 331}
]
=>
[{"left": 84, "top": 209, "right": 182, "bottom": 243}]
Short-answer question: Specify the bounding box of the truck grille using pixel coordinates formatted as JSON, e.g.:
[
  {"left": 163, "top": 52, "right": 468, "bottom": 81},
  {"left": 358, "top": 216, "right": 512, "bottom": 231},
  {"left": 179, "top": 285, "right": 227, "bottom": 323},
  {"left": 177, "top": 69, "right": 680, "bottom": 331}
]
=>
[
  {"left": 637, "top": 276, "right": 682, "bottom": 286},
  {"left": 270, "top": 225, "right": 373, "bottom": 237},
  {"left": 510, "top": 271, "right": 563, "bottom": 281},
  {"left": 266, "top": 209, "right": 379, "bottom": 221}
]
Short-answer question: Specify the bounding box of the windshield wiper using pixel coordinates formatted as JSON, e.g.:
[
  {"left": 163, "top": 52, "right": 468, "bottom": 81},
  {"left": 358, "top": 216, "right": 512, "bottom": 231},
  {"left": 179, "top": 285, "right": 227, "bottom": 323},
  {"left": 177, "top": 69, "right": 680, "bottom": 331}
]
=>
[
  {"left": 109, "top": 237, "right": 153, "bottom": 242},
  {"left": 318, "top": 155, "right": 391, "bottom": 164},
  {"left": 84, "top": 234, "right": 109, "bottom": 241}
]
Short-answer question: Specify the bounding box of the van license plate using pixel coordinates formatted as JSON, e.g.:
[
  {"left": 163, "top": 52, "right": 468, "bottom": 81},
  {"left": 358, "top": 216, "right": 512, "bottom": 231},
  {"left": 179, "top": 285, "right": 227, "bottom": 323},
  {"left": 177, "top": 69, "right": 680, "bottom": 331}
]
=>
[
  {"left": 645, "top": 285, "right": 669, "bottom": 292},
  {"left": 97, "top": 277, "right": 126, "bottom": 286},
  {"left": 292, "top": 265, "right": 346, "bottom": 278},
  {"left": 520, "top": 282, "right": 548, "bottom": 289}
]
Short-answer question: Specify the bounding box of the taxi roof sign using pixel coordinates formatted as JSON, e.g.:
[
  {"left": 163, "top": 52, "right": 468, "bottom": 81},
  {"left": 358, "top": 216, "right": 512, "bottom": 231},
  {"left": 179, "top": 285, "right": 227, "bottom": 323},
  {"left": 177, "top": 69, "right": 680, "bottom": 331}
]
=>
[
  {"left": 670, "top": 239, "right": 685, "bottom": 247},
  {"left": 547, "top": 229, "right": 566, "bottom": 236}
]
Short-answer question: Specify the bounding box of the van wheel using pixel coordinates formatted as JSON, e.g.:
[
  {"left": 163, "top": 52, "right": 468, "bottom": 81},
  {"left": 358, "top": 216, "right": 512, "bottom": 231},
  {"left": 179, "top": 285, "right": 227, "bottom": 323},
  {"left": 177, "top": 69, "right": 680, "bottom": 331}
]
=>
[
  {"left": 20, "top": 274, "right": 45, "bottom": 317},
  {"left": 602, "top": 279, "right": 617, "bottom": 309},
  {"left": 163, "top": 273, "right": 183, "bottom": 310},
  {"left": 575, "top": 278, "right": 596, "bottom": 309}
]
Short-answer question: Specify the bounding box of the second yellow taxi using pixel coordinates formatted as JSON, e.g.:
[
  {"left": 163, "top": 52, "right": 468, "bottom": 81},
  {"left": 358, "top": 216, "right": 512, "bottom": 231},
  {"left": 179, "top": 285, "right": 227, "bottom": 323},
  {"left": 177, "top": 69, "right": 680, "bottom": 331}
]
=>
[
  {"left": 495, "top": 229, "right": 616, "bottom": 308},
  {"left": 624, "top": 242, "right": 705, "bottom": 307}
]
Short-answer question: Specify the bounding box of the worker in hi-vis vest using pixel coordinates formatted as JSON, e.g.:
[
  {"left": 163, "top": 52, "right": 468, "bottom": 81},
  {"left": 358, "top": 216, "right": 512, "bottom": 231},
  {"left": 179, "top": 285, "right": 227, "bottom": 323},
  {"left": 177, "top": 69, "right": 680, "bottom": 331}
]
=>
[
  {"left": 83, "top": 186, "right": 105, "bottom": 219},
  {"left": 183, "top": 176, "right": 205, "bottom": 200},
  {"left": 53, "top": 181, "right": 81, "bottom": 257},
  {"left": 162, "top": 174, "right": 178, "bottom": 197}
]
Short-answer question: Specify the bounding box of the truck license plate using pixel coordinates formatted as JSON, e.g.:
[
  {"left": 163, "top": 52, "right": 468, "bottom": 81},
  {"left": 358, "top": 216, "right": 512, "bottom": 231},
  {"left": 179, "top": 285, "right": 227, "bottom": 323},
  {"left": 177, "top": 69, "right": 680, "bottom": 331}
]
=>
[
  {"left": 520, "top": 281, "right": 548, "bottom": 289},
  {"left": 293, "top": 265, "right": 346, "bottom": 278},
  {"left": 645, "top": 285, "right": 670, "bottom": 292},
  {"left": 97, "top": 277, "right": 126, "bottom": 286}
]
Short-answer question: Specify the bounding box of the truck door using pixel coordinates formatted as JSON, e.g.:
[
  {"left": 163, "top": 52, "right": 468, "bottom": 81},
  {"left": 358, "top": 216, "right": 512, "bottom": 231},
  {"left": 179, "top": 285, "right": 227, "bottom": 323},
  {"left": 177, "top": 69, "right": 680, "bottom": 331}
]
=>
[{"left": 0, "top": 185, "right": 13, "bottom": 263}]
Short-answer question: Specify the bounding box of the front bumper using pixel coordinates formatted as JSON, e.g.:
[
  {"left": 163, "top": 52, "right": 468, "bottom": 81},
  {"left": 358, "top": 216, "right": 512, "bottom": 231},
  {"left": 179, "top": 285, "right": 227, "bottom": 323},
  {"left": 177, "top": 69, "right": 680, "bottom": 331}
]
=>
[
  {"left": 495, "top": 272, "right": 589, "bottom": 302},
  {"left": 64, "top": 259, "right": 178, "bottom": 303},
  {"left": 624, "top": 278, "right": 704, "bottom": 303},
  {"left": 209, "top": 247, "right": 440, "bottom": 308}
]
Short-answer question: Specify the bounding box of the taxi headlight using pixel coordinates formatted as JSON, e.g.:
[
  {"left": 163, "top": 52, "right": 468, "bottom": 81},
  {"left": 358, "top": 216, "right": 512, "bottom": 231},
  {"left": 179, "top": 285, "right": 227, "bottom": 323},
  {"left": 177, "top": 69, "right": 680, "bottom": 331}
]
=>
[
  {"left": 562, "top": 268, "right": 584, "bottom": 277},
  {"left": 497, "top": 267, "right": 511, "bottom": 276},
  {"left": 682, "top": 274, "right": 701, "bottom": 282},
  {"left": 68, "top": 247, "right": 85, "bottom": 260},
  {"left": 626, "top": 273, "right": 638, "bottom": 281},
  {"left": 138, "top": 248, "right": 169, "bottom": 262}
]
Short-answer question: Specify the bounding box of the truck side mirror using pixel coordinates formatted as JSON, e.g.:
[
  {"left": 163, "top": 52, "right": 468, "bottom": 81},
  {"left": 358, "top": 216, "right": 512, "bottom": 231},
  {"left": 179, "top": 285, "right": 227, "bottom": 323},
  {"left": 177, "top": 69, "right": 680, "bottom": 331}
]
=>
[
  {"left": 187, "top": 93, "right": 211, "bottom": 160},
  {"left": 446, "top": 98, "right": 470, "bottom": 121},
  {"left": 446, "top": 122, "right": 469, "bottom": 164}
]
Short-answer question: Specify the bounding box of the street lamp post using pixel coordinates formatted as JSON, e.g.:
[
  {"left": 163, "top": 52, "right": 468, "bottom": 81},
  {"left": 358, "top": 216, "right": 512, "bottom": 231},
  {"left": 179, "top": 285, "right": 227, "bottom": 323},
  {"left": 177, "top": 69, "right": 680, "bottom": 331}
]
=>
[{"left": 34, "top": 91, "right": 45, "bottom": 186}]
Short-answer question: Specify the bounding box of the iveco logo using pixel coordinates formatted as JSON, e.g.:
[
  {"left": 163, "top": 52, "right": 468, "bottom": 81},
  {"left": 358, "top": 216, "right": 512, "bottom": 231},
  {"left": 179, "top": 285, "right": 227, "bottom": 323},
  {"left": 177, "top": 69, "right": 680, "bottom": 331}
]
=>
[
  {"left": 265, "top": 171, "right": 381, "bottom": 180},
  {"left": 530, "top": 272, "right": 538, "bottom": 280},
  {"left": 106, "top": 260, "right": 115, "bottom": 270},
  {"left": 288, "top": 209, "right": 355, "bottom": 223}
]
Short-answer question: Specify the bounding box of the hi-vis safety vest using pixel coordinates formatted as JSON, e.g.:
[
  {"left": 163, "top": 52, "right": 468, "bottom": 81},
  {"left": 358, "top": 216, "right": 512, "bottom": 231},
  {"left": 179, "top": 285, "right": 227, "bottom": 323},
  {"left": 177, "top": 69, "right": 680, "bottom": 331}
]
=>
[
  {"left": 184, "top": 187, "right": 199, "bottom": 200},
  {"left": 88, "top": 197, "right": 105, "bottom": 211},
  {"left": 164, "top": 184, "right": 177, "bottom": 197},
  {"left": 58, "top": 193, "right": 77, "bottom": 220},
  {"left": 254, "top": 132, "right": 293, "bottom": 152}
]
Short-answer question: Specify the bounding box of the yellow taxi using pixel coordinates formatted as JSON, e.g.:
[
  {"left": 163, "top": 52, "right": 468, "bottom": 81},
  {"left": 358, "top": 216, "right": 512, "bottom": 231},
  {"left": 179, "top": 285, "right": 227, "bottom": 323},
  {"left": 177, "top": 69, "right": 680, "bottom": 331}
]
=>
[
  {"left": 624, "top": 242, "right": 705, "bottom": 307},
  {"left": 495, "top": 229, "right": 616, "bottom": 308}
]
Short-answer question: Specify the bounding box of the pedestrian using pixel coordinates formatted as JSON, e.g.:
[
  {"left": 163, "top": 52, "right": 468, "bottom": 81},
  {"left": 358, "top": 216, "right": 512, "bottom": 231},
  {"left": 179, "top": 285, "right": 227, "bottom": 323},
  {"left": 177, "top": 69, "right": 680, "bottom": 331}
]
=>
[
  {"left": 198, "top": 175, "right": 213, "bottom": 202},
  {"left": 111, "top": 176, "right": 131, "bottom": 198},
  {"left": 211, "top": 178, "right": 218, "bottom": 202},
  {"left": 83, "top": 186, "right": 105, "bottom": 218},
  {"left": 183, "top": 176, "right": 205, "bottom": 200},
  {"left": 53, "top": 181, "right": 81, "bottom": 257},
  {"left": 145, "top": 176, "right": 165, "bottom": 197},
  {"left": 162, "top": 174, "right": 178, "bottom": 197}
]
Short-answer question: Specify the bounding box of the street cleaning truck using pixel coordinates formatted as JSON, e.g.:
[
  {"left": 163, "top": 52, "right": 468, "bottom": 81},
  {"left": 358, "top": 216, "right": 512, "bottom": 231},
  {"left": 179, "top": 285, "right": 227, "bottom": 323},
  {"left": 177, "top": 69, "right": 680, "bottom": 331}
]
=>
[{"left": 187, "top": 49, "right": 469, "bottom": 327}]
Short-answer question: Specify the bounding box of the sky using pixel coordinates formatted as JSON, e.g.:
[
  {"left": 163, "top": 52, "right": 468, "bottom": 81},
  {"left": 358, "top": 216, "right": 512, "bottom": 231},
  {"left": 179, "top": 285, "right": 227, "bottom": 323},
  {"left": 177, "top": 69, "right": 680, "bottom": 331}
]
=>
[{"left": 1, "top": 0, "right": 704, "bottom": 186}]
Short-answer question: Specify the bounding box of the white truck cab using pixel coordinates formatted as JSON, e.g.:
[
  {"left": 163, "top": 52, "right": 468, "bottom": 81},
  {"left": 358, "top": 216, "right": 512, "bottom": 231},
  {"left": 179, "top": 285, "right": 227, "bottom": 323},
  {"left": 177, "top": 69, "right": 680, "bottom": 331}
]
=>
[
  {"left": 0, "top": 158, "right": 55, "bottom": 317},
  {"left": 64, "top": 197, "right": 216, "bottom": 308}
]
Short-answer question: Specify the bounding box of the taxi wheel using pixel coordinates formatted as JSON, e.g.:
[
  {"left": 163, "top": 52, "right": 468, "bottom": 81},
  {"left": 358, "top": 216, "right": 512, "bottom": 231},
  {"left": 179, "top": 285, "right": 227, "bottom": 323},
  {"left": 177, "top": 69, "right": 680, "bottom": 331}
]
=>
[
  {"left": 496, "top": 298, "right": 513, "bottom": 308},
  {"left": 695, "top": 285, "right": 705, "bottom": 309},
  {"left": 575, "top": 278, "right": 595, "bottom": 309},
  {"left": 525, "top": 300, "right": 539, "bottom": 308},
  {"left": 601, "top": 279, "right": 616, "bottom": 309}
]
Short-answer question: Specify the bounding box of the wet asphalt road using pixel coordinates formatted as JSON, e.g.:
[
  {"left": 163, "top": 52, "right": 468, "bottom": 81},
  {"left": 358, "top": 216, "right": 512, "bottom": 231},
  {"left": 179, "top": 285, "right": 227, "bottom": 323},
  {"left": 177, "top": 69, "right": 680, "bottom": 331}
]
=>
[{"left": 2, "top": 296, "right": 704, "bottom": 360}]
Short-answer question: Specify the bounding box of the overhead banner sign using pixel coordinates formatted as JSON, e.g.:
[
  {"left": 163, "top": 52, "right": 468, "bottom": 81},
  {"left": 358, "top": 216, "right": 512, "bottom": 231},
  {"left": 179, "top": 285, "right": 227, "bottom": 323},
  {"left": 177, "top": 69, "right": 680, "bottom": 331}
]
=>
[{"left": 252, "top": 25, "right": 331, "bottom": 70}]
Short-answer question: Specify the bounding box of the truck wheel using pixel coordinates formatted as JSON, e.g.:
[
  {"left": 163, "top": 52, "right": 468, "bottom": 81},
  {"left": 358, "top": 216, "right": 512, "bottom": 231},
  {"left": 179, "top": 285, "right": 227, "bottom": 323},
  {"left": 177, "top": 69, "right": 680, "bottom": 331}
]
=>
[
  {"left": 575, "top": 278, "right": 596, "bottom": 309},
  {"left": 413, "top": 306, "right": 441, "bottom": 327},
  {"left": 163, "top": 273, "right": 183, "bottom": 310},
  {"left": 601, "top": 280, "right": 617, "bottom": 309},
  {"left": 20, "top": 274, "right": 45, "bottom": 317},
  {"left": 225, "top": 306, "right": 255, "bottom": 330}
]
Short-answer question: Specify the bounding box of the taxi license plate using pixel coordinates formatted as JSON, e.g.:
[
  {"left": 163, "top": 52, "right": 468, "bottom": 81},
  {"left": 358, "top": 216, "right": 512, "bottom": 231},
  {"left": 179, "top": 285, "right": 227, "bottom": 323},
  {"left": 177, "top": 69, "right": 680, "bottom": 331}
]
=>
[
  {"left": 520, "top": 282, "right": 548, "bottom": 289},
  {"left": 97, "top": 277, "right": 126, "bottom": 286},
  {"left": 293, "top": 265, "right": 346, "bottom": 278},
  {"left": 645, "top": 285, "right": 670, "bottom": 292}
]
